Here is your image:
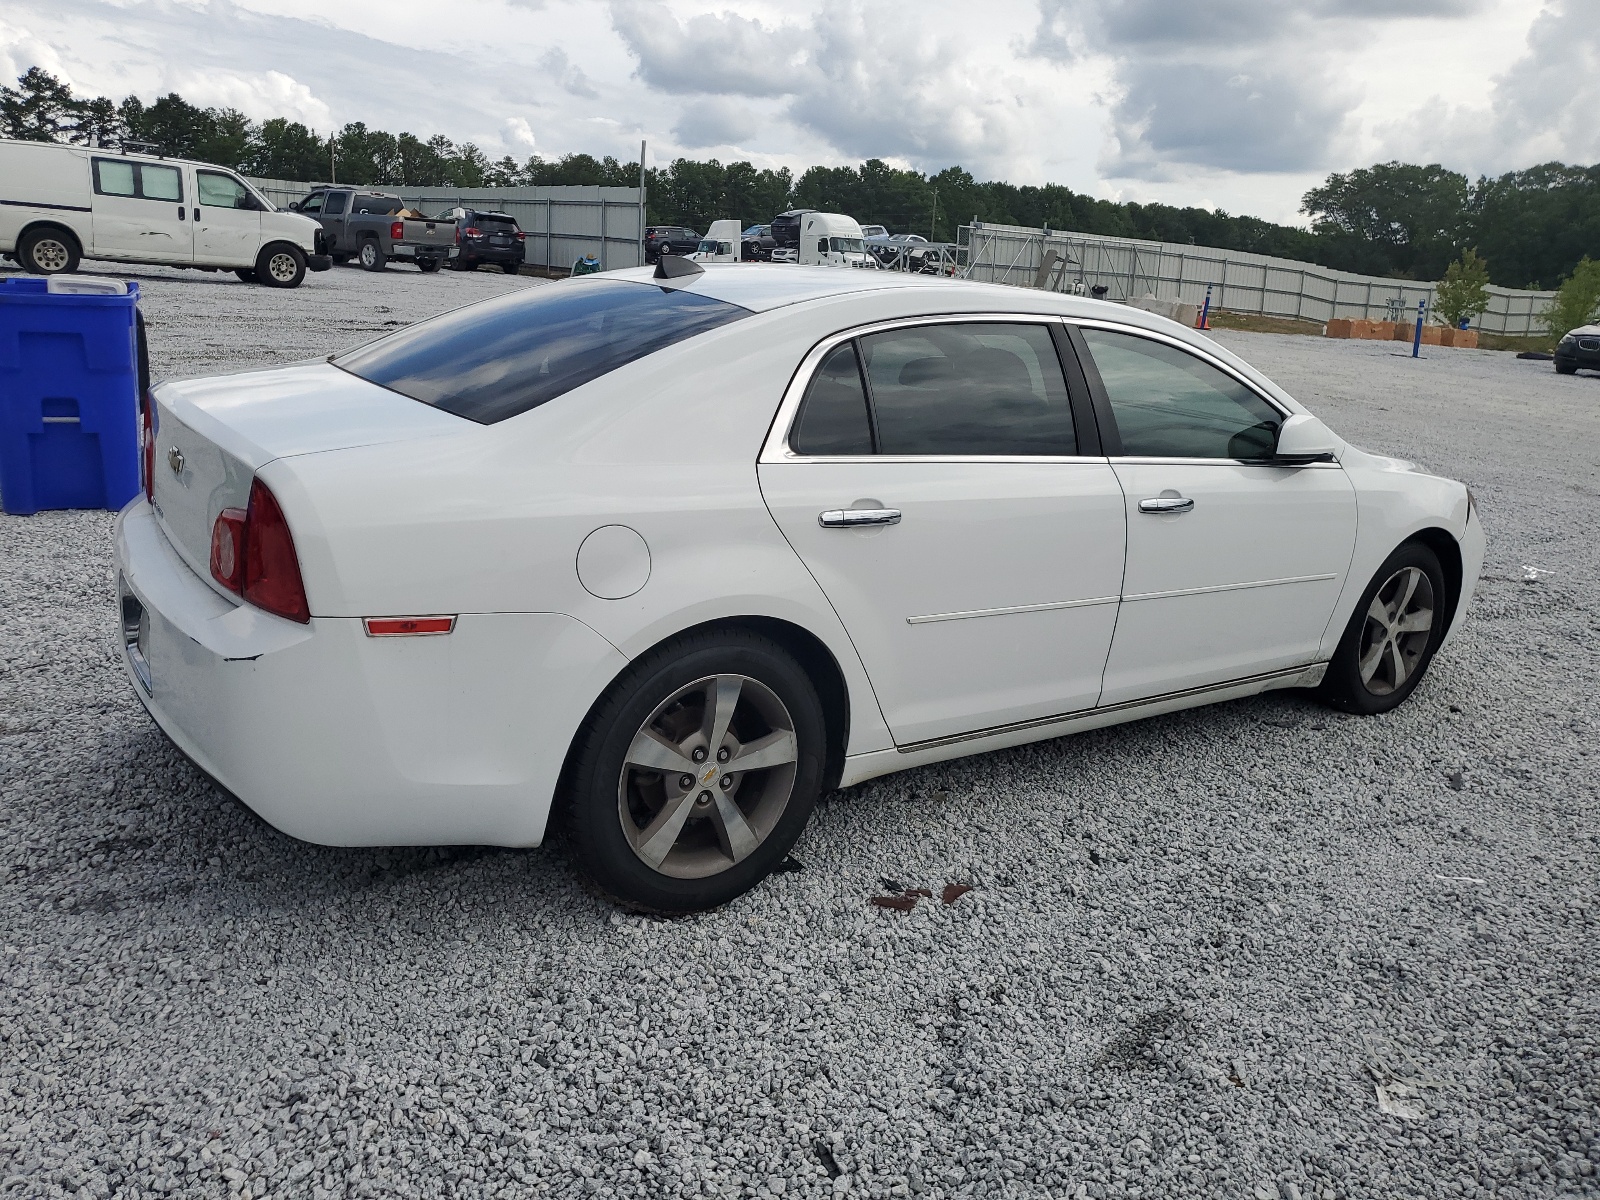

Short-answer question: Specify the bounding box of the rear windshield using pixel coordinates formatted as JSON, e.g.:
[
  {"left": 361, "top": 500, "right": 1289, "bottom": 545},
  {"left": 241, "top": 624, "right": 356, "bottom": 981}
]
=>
[
  {"left": 474, "top": 213, "right": 518, "bottom": 230},
  {"left": 332, "top": 279, "right": 751, "bottom": 424}
]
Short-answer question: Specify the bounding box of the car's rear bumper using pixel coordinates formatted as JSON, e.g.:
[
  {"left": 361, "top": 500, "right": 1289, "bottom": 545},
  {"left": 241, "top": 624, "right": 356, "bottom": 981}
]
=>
[{"left": 113, "top": 500, "right": 627, "bottom": 848}]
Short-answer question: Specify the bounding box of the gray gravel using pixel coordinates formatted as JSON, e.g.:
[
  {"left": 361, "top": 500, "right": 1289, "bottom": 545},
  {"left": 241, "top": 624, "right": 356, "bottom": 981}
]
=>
[{"left": 2, "top": 267, "right": 1597, "bottom": 1200}]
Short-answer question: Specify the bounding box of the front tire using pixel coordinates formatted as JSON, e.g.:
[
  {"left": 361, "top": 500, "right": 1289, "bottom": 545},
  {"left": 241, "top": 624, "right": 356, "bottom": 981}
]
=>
[
  {"left": 257, "top": 244, "right": 306, "bottom": 288},
  {"left": 563, "top": 629, "right": 826, "bottom": 913},
  {"left": 1319, "top": 542, "right": 1448, "bottom": 715},
  {"left": 1555, "top": 361, "right": 1577, "bottom": 375},
  {"left": 19, "top": 226, "right": 80, "bottom": 275}
]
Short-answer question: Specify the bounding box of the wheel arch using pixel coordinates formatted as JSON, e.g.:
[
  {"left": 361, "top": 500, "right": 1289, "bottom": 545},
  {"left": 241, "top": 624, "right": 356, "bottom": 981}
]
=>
[
  {"left": 553, "top": 614, "right": 853, "bottom": 831},
  {"left": 18, "top": 220, "right": 85, "bottom": 263},
  {"left": 1406, "top": 526, "right": 1464, "bottom": 639}
]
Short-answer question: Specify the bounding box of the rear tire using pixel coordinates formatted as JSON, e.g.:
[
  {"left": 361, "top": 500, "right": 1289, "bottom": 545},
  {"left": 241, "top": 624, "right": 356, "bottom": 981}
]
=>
[
  {"left": 563, "top": 629, "right": 826, "bottom": 913},
  {"left": 417, "top": 257, "right": 442, "bottom": 273},
  {"left": 256, "top": 244, "right": 306, "bottom": 288},
  {"left": 19, "top": 226, "right": 80, "bottom": 275},
  {"left": 358, "top": 238, "right": 386, "bottom": 271},
  {"left": 1318, "top": 541, "right": 1448, "bottom": 715}
]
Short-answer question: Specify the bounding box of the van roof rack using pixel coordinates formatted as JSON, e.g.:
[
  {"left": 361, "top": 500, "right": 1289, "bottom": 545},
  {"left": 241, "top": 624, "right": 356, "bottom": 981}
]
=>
[{"left": 120, "top": 140, "right": 165, "bottom": 157}]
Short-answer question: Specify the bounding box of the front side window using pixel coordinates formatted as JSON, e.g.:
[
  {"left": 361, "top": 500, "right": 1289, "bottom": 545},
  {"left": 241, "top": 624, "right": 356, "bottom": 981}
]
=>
[
  {"left": 857, "top": 323, "right": 1078, "bottom": 456},
  {"left": 333, "top": 279, "right": 751, "bottom": 424},
  {"left": 197, "top": 171, "right": 250, "bottom": 209},
  {"left": 322, "top": 191, "right": 349, "bottom": 215},
  {"left": 792, "top": 343, "right": 873, "bottom": 455},
  {"left": 92, "top": 159, "right": 182, "bottom": 202},
  {"left": 1080, "top": 328, "right": 1282, "bottom": 459}
]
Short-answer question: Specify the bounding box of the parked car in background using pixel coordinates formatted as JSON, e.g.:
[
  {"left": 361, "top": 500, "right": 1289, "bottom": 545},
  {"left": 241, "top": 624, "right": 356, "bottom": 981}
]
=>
[
  {"left": 114, "top": 263, "right": 1483, "bottom": 913},
  {"left": 769, "top": 209, "right": 815, "bottom": 260},
  {"left": 645, "top": 226, "right": 701, "bottom": 262},
  {"left": 865, "top": 231, "right": 928, "bottom": 267},
  {"left": 741, "top": 224, "right": 775, "bottom": 261},
  {"left": 1553, "top": 325, "right": 1600, "bottom": 375},
  {"left": 435, "top": 207, "right": 525, "bottom": 275},
  {"left": 289, "top": 187, "right": 454, "bottom": 272},
  {"left": 0, "top": 138, "right": 329, "bottom": 287}
]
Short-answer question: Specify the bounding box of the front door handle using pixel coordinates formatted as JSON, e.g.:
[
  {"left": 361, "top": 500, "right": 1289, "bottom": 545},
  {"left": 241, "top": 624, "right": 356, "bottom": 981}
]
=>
[
  {"left": 819, "top": 508, "right": 901, "bottom": 528},
  {"left": 1138, "top": 496, "right": 1195, "bottom": 514}
]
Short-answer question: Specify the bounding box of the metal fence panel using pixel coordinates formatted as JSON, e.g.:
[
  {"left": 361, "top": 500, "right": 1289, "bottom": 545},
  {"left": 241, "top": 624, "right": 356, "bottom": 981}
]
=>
[
  {"left": 245, "top": 178, "right": 644, "bottom": 270},
  {"left": 959, "top": 221, "right": 1556, "bottom": 336}
]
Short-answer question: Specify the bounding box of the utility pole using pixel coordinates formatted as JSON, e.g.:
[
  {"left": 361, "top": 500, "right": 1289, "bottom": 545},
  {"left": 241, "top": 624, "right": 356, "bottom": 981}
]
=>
[
  {"left": 638, "top": 139, "right": 647, "bottom": 267},
  {"left": 930, "top": 188, "right": 938, "bottom": 241},
  {"left": 329, "top": 133, "right": 337, "bottom": 185}
]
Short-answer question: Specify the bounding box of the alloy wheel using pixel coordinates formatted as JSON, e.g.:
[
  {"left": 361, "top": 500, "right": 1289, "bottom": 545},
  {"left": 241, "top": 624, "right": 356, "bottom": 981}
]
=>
[
  {"left": 32, "top": 238, "right": 70, "bottom": 272},
  {"left": 267, "top": 252, "right": 299, "bottom": 283},
  {"left": 1358, "top": 566, "right": 1435, "bottom": 695},
  {"left": 617, "top": 674, "right": 799, "bottom": 879}
]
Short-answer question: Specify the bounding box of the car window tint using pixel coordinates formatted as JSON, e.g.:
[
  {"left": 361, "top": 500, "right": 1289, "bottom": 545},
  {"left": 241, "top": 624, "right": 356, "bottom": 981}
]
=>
[
  {"left": 1081, "top": 328, "right": 1281, "bottom": 459},
  {"left": 93, "top": 159, "right": 136, "bottom": 197},
  {"left": 322, "top": 191, "right": 348, "bottom": 215},
  {"left": 858, "top": 323, "right": 1077, "bottom": 456},
  {"left": 479, "top": 215, "right": 518, "bottom": 230},
  {"left": 792, "top": 343, "right": 873, "bottom": 455},
  {"left": 333, "top": 279, "right": 751, "bottom": 424},
  {"left": 140, "top": 165, "right": 182, "bottom": 202},
  {"left": 299, "top": 193, "right": 323, "bottom": 213},
  {"left": 197, "top": 171, "right": 248, "bottom": 208}
]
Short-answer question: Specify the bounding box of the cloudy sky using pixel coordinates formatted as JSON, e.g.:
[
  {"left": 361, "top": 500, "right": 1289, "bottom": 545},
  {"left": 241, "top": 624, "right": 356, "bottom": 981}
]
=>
[{"left": 3, "top": 0, "right": 1595, "bottom": 225}]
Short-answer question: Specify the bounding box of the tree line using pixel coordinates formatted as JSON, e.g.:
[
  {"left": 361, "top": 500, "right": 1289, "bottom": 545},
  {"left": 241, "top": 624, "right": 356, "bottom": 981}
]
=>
[{"left": 4, "top": 67, "right": 1597, "bottom": 290}]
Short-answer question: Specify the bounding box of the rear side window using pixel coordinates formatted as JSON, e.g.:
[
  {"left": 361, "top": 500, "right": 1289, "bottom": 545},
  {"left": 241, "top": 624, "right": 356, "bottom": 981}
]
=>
[
  {"left": 93, "top": 159, "right": 183, "bottom": 202},
  {"left": 333, "top": 279, "right": 751, "bottom": 424},
  {"left": 858, "top": 323, "right": 1078, "bottom": 456},
  {"left": 792, "top": 343, "right": 873, "bottom": 455}
]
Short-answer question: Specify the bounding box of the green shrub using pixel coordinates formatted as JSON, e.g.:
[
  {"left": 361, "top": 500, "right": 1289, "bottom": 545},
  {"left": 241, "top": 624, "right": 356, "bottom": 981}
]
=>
[
  {"left": 1432, "top": 248, "right": 1490, "bottom": 328},
  {"left": 1543, "top": 256, "right": 1600, "bottom": 341}
]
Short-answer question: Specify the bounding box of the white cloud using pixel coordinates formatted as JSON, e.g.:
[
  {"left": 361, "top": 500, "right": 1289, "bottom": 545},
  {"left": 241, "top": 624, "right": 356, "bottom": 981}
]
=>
[
  {"left": 504, "top": 115, "right": 536, "bottom": 150},
  {"left": 163, "top": 67, "right": 333, "bottom": 127}
]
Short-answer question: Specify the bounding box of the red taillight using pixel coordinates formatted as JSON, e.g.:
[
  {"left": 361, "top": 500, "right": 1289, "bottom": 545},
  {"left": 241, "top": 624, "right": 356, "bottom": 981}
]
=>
[
  {"left": 390, "top": 220, "right": 404, "bottom": 240},
  {"left": 463, "top": 226, "right": 481, "bottom": 237},
  {"left": 364, "top": 616, "right": 456, "bottom": 637},
  {"left": 515, "top": 230, "right": 525, "bottom": 241},
  {"left": 209, "top": 507, "right": 247, "bottom": 593},
  {"left": 141, "top": 394, "right": 155, "bottom": 503},
  {"left": 242, "top": 478, "right": 310, "bottom": 623},
  {"left": 454, "top": 227, "right": 460, "bottom": 244}
]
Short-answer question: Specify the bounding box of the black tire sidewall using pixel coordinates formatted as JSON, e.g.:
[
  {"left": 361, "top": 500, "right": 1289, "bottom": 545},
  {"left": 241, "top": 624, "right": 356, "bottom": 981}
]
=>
[
  {"left": 1320, "top": 541, "right": 1448, "bottom": 715},
  {"left": 256, "top": 244, "right": 306, "bottom": 288},
  {"left": 359, "top": 239, "right": 384, "bottom": 270},
  {"left": 21, "top": 228, "right": 79, "bottom": 275},
  {"left": 565, "top": 632, "right": 826, "bottom": 913}
]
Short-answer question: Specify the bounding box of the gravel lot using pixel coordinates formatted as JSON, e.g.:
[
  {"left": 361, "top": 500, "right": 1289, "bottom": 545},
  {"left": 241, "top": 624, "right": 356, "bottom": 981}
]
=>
[{"left": 2, "top": 262, "right": 1597, "bottom": 1200}]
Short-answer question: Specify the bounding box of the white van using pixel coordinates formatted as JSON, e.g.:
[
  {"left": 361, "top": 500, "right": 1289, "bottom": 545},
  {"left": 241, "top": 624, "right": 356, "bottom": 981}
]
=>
[
  {"left": 0, "top": 139, "right": 330, "bottom": 287},
  {"left": 797, "top": 213, "right": 876, "bottom": 268},
  {"left": 691, "top": 219, "right": 743, "bottom": 263}
]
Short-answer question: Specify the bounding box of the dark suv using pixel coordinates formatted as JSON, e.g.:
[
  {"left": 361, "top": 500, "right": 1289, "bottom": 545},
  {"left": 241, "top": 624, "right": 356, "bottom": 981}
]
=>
[
  {"left": 645, "top": 226, "right": 701, "bottom": 262},
  {"left": 446, "top": 209, "right": 525, "bottom": 274}
]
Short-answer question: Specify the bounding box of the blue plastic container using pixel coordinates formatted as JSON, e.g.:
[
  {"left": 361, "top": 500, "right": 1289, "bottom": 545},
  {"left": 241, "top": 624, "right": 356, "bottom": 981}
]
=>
[{"left": 0, "top": 277, "right": 144, "bottom": 515}]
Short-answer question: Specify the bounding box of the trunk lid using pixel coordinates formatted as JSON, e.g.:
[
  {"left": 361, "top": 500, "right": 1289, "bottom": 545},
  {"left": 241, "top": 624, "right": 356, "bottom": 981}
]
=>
[{"left": 150, "top": 360, "right": 465, "bottom": 584}]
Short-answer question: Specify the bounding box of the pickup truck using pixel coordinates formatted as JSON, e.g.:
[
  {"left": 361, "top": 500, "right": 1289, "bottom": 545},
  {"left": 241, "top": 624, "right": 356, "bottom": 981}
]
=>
[{"left": 286, "top": 187, "right": 455, "bottom": 272}]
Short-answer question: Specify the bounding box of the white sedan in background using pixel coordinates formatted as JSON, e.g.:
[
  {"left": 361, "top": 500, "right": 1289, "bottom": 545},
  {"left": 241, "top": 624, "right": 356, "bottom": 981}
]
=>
[{"left": 116, "top": 262, "right": 1484, "bottom": 912}]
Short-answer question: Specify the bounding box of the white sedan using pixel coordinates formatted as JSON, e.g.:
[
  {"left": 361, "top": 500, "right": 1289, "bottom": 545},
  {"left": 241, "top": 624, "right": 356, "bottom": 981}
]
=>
[{"left": 115, "top": 262, "right": 1484, "bottom": 912}]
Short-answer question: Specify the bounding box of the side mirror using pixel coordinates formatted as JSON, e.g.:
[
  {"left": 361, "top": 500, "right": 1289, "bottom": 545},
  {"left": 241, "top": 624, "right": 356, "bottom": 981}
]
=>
[
  {"left": 287, "top": 200, "right": 301, "bottom": 211},
  {"left": 1273, "top": 413, "right": 1339, "bottom": 465}
]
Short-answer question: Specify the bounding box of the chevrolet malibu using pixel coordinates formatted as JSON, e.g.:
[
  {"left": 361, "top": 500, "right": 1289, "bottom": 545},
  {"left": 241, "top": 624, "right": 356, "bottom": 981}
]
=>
[{"left": 115, "top": 262, "right": 1485, "bottom": 912}]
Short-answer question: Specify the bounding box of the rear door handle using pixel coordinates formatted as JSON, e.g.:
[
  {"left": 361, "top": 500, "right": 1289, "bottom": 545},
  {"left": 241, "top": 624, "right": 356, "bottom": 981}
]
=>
[
  {"left": 1138, "top": 496, "right": 1195, "bottom": 514},
  {"left": 819, "top": 508, "right": 901, "bottom": 528}
]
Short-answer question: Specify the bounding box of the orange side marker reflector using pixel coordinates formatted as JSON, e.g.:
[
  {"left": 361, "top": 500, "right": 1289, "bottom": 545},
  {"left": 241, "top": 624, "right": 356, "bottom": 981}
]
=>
[{"left": 364, "top": 616, "right": 456, "bottom": 637}]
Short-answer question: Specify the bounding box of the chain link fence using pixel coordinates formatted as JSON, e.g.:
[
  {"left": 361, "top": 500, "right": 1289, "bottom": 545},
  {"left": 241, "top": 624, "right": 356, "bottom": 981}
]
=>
[
  {"left": 958, "top": 221, "right": 1554, "bottom": 337},
  {"left": 245, "top": 178, "right": 645, "bottom": 271}
]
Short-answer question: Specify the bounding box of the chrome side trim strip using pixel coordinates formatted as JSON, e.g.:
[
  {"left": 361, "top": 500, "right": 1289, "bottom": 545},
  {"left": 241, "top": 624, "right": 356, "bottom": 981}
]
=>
[
  {"left": 896, "top": 663, "right": 1325, "bottom": 753},
  {"left": 907, "top": 595, "right": 1120, "bottom": 625},
  {"left": 1122, "top": 572, "right": 1337, "bottom": 603}
]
